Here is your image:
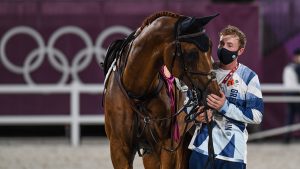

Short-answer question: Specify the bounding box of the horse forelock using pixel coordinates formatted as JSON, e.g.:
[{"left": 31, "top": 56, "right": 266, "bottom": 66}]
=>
[{"left": 140, "top": 11, "right": 182, "bottom": 30}]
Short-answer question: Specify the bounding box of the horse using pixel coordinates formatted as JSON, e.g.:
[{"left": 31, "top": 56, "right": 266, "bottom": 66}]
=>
[{"left": 103, "top": 11, "right": 220, "bottom": 169}]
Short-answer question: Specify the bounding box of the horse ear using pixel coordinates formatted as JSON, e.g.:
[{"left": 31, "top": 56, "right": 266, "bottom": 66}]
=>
[
  {"left": 194, "top": 13, "right": 220, "bottom": 28},
  {"left": 179, "top": 17, "right": 196, "bottom": 35},
  {"left": 179, "top": 14, "right": 219, "bottom": 35}
]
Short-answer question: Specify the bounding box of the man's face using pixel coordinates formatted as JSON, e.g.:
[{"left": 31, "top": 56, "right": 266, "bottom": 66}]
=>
[
  {"left": 295, "top": 55, "right": 300, "bottom": 64},
  {"left": 218, "top": 35, "right": 240, "bottom": 52}
]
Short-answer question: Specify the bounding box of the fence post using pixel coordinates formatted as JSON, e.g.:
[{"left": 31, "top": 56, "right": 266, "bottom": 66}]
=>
[{"left": 71, "top": 82, "right": 80, "bottom": 147}]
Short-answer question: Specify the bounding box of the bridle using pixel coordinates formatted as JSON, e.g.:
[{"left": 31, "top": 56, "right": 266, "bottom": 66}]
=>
[{"left": 171, "top": 17, "right": 217, "bottom": 107}]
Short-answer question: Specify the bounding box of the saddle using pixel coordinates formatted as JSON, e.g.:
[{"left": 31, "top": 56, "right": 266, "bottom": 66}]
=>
[
  {"left": 102, "top": 39, "right": 124, "bottom": 76},
  {"left": 101, "top": 31, "right": 136, "bottom": 76}
]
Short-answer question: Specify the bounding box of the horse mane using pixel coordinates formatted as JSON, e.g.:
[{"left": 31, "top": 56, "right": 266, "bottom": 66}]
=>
[{"left": 140, "top": 11, "right": 182, "bottom": 30}]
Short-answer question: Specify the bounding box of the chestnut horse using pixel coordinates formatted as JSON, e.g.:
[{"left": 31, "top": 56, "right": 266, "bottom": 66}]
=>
[{"left": 103, "top": 11, "right": 220, "bottom": 169}]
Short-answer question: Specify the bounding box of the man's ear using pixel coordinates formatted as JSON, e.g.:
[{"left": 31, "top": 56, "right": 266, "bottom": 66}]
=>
[{"left": 238, "top": 47, "right": 245, "bottom": 56}]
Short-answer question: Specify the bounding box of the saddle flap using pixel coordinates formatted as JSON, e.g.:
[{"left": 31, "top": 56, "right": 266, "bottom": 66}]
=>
[{"left": 102, "top": 39, "right": 125, "bottom": 75}]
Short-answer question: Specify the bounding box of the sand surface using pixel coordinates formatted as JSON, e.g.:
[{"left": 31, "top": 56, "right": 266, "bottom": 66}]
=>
[{"left": 0, "top": 137, "right": 299, "bottom": 169}]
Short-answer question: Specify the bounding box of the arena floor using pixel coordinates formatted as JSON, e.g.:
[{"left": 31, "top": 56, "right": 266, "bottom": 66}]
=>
[{"left": 0, "top": 137, "right": 299, "bottom": 169}]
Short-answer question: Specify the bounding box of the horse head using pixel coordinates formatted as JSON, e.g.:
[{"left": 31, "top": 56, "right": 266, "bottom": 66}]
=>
[{"left": 163, "top": 14, "right": 221, "bottom": 106}]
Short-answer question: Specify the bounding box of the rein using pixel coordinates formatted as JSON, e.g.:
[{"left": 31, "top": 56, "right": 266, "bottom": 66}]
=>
[{"left": 184, "top": 91, "right": 216, "bottom": 169}]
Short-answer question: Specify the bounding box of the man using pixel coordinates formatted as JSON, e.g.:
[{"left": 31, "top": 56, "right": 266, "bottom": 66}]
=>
[
  {"left": 282, "top": 48, "right": 300, "bottom": 143},
  {"left": 188, "top": 25, "right": 264, "bottom": 169}
]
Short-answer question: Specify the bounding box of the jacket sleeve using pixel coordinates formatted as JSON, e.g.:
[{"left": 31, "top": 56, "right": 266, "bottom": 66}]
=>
[{"left": 218, "top": 75, "right": 264, "bottom": 124}]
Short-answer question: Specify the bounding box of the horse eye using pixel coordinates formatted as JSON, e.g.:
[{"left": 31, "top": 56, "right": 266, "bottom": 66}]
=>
[{"left": 185, "top": 51, "right": 198, "bottom": 61}]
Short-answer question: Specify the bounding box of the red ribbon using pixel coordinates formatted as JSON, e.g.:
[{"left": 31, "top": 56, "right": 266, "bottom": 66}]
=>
[
  {"left": 221, "top": 64, "right": 239, "bottom": 85},
  {"left": 160, "top": 66, "right": 180, "bottom": 142}
]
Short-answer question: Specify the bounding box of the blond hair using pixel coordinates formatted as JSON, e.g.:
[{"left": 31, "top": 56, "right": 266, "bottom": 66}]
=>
[{"left": 219, "top": 25, "right": 247, "bottom": 48}]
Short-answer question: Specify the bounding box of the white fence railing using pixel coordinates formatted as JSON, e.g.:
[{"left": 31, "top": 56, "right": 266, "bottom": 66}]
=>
[
  {"left": 0, "top": 25, "right": 132, "bottom": 146},
  {"left": 0, "top": 82, "right": 104, "bottom": 146},
  {"left": 248, "top": 84, "right": 300, "bottom": 141},
  {"left": 0, "top": 83, "right": 299, "bottom": 146}
]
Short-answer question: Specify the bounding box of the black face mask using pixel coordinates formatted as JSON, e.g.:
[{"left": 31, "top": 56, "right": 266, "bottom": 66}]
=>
[{"left": 217, "top": 47, "right": 238, "bottom": 65}]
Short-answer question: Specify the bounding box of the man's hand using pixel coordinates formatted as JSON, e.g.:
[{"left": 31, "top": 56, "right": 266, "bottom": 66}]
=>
[
  {"left": 195, "top": 106, "right": 213, "bottom": 123},
  {"left": 206, "top": 91, "right": 226, "bottom": 111}
]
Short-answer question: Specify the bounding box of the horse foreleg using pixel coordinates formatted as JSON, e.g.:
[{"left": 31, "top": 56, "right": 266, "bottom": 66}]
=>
[
  {"left": 175, "top": 150, "right": 192, "bottom": 169},
  {"left": 106, "top": 117, "right": 135, "bottom": 169},
  {"left": 142, "top": 141, "right": 176, "bottom": 169},
  {"left": 175, "top": 137, "right": 192, "bottom": 169},
  {"left": 160, "top": 148, "right": 176, "bottom": 169},
  {"left": 109, "top": 138, "right": 135, "bottom": 169},
  {"left": 142, "top": 152, "right": 161, "bottom": 169}
]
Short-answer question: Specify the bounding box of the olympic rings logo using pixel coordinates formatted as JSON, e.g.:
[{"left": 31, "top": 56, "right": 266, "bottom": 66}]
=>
[{"left": 0, "top": 25, "right": 132, "bottom": 85}]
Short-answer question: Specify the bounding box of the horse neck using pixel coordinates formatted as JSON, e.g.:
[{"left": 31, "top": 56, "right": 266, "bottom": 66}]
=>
[
  {"left": 121, "top": 17, "right": 176, "bottom": 97},
  {"left": 121, "top": 51, "right": 162, "bottom": 97}
]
